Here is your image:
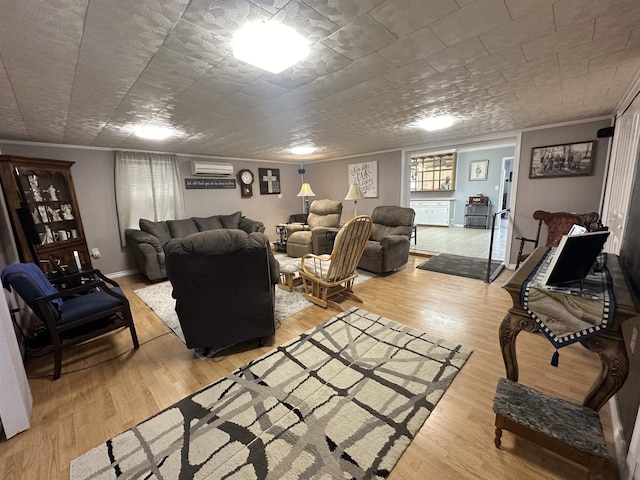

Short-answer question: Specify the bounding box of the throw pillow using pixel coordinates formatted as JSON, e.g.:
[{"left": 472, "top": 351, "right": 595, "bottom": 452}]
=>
[
  {"left": 166, "top": 219, "right": 198, "bottom": 238},
  {"left": 193, "top": 215, "right": 224, "bottom": 231},
  {"left": 219, "top": 211, "right": 242, "bottom": 229},
  {"left": 139, "top": 219, "right": 171, "bottom": 244}
]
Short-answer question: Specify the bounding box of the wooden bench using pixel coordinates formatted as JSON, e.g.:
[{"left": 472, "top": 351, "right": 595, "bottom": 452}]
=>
[{"left": 493, "top": 378, "right": 609, "bottom": 479}]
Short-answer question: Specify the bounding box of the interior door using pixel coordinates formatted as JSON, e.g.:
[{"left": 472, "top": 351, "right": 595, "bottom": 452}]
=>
[{"left": 601, "top": 98, "right": 640, "bottom": 254}]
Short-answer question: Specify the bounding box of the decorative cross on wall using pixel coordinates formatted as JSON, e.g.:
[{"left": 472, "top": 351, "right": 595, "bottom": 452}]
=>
[{"left": 259, "top": 168, "right": 281, "bottom": 194}]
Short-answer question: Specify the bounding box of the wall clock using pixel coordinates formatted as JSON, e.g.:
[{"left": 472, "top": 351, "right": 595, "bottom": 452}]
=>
[{"left": 237, "top": 169, "right": 254, "bottom": 198}]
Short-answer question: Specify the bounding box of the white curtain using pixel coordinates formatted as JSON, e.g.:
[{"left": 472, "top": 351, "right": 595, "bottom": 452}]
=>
[{"left": 115, "top": 151, "right": 185, "bottom": 246}]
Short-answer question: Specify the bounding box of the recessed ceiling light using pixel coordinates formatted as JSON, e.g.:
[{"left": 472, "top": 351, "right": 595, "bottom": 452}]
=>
[
  {"left": 232, "top": 22, "right": 309, "bottom": 74},
  {"left": 417, "top": 115, "right": 456, "bottom": 131},
  {"left": 290, "top": 145, "right": 317, "bottom": 155},
  {"left": 134, "top": 125, "right": 180, "bottom": 140}
]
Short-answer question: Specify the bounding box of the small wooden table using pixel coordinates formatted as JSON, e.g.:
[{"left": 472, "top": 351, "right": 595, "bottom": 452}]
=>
[{"left": 500, "top": 247, "right": 638, "bottom": 410}]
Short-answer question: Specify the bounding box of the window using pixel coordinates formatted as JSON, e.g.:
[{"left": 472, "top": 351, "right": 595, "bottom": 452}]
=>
[
  {"left": 410, "top": 151, "right": 457, "bottom": 191},
  {"left": 115, "top": 151, "right": 185, "bottom": 246}
]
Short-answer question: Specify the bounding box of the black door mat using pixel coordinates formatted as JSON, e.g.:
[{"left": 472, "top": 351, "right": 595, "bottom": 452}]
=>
[{"left": 417, "top": 253, "right": 504, "bottom": 282}]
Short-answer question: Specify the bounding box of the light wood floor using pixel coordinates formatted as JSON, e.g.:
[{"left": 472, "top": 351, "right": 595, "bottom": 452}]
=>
[{"left": 0, "top": 255, "right": 618, "bottom": 479}]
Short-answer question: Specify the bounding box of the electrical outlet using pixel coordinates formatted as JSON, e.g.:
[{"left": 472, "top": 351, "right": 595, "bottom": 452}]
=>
[
  {"left": 91, "top": 248, "right": 101, "bottom": 259},
  {"left": 631, "top": 327, "right": 638, "bottom": 354}
]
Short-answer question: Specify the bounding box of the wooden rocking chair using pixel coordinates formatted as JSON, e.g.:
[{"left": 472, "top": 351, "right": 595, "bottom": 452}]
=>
[{"left": 299, "top": 215, "right": 373, "bottom": 311}]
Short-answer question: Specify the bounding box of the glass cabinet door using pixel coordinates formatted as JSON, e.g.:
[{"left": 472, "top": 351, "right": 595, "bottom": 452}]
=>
[{"left": 15, "top": 167, "right": 81, "bottom": 245}]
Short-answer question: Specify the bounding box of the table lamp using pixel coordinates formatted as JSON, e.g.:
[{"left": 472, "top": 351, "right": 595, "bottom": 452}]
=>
[
  {"left": 344, "top": 183, "right": 365, "bottom": 217},
  {"left": 297, "top": 183, "right": 315, "bottom": 214}
]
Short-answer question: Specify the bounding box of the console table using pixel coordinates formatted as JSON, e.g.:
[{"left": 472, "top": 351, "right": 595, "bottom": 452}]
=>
[{"left": 500, "top": 247, "right": 638, "bottom": 410}]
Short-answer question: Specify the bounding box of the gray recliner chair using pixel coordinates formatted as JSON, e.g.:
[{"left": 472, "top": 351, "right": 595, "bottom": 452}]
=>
[
  {"left": 357, "top": 206, "right": 415, "bottom": 274},
  {"left": 164, "top": 229, "right": 279, "bottom": 353},
  {"left": 286, "top": 199, "right": 343, "bottom": 257}
]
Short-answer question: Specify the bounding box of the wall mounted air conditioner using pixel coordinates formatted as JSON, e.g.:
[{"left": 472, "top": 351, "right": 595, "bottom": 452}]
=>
[{"left": 190, "top": 160, "right": 234, "bottom": 176}]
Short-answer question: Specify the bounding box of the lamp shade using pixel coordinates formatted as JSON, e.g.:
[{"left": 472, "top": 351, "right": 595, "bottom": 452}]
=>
[
  {"left": 297, "top": 183, "right": 315, "bottom": 197},
  {"left": 344, "top": 183, "right": 365, "bottom": 200}
]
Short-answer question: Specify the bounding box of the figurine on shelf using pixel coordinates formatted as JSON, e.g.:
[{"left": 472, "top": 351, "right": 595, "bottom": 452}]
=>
[
  {"left": 61, "top": 203, "right": 74, "bottom": 220},
  {"left": 38, "top": 205, "right": 49, "bottom": 223},
  {"left": 31, "top": 207, "right": 41, "bottom": 224},
  {"left": 46, "top": 184, "right": 58, "bottom": 201},
  {"left": 41, "top": 225, "right": 54, "bottom": 244},
  {"left": 47, "top": 205, "right": 62, "bottom": 222},
  {"left": 28, "top": 175, "right": 43, "bottom": 201}
]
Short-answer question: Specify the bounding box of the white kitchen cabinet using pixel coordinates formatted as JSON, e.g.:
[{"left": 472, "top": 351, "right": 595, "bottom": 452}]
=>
[{"left": 411, "top": 201, "right": 450, "bottom": 226}]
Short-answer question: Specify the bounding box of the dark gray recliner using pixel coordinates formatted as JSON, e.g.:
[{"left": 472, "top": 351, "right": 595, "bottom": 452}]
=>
[
  {"left": 357, "top": 206, "right": 415, "bottom": 274},
  {"left": 164, "top": 229, "right": 279, "bottom": 352}
]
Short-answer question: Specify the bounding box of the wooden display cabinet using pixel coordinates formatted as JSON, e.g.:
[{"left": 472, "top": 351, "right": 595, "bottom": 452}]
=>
[{"left": 0, "top": 155, "right": 92, "bottom": 273}]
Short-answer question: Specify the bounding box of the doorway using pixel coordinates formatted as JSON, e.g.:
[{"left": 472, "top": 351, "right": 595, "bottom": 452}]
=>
[{"left": 405, "top": 140, "right": 517, "bottom": 262}]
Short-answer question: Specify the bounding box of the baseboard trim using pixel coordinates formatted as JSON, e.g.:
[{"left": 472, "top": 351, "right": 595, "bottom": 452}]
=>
[
  {"left": 106, "top": 269, "right": 138, "bottom": 279},
  {"left": 609, "top": 395, "right": 629, "bottom": 478}
]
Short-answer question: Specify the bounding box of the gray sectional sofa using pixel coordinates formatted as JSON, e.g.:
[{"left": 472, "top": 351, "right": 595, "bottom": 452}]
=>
[{"left": 125, "top": 211, "right": 265, "bottom": 282}]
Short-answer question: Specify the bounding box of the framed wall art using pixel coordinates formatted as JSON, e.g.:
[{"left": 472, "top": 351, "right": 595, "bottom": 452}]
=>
[
  {"left": 529, "top": 141, "right": 595, "bottom": 178},
  {"left": 258, "top": 168, "right": 281, "bottom": 194},
  {"left": 348, "top": 161, "right": 378, "bottom": 197},
  {"left": 469, "top": 160, "right": 489, "bottom": 181}
]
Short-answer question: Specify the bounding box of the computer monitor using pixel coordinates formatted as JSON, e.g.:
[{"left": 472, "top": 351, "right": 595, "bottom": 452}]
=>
[{"left": 542, "top": 230, "right": 610, "bottom": 287}]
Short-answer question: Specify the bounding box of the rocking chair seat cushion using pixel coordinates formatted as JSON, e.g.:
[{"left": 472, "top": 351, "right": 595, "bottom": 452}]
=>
[
  {"left": 300, "top": 254, "right": 331, "bottom": 277},
  {"left": 58, "top": 287, "right": 125, "bottom": 325}
]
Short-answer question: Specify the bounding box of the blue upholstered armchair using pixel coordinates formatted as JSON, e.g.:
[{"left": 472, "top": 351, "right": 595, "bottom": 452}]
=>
[{"left": 1, "top": 263, "right": 139, "bottom": 379}]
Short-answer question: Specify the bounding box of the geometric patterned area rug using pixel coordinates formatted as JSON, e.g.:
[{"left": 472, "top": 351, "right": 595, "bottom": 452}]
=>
[
  {"left": 70, "top": 308, "right": 472, "bottom": 480},
  {"left": 417, "top": 253, "right": 503, "bottom": 282}
]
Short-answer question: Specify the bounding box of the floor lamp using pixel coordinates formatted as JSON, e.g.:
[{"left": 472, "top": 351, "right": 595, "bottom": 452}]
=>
[
  {"left": 345, "top": 183, "right": 365, "bottom": 217},
  {"left": 297, "top": 183, "right": 315, "bottom": 214}
]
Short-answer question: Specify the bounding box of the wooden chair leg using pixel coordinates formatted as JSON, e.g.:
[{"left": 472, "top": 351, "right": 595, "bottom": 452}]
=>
[{"left": 53, "top": 347, "right": 62, "bottom": 380}]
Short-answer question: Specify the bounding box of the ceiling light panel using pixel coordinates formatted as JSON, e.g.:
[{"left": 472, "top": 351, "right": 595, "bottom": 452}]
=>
[{"left": 232, "top": 22, "right": 310, "bottom": 74}]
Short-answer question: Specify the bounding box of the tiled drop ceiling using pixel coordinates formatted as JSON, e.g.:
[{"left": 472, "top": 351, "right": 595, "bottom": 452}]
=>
[{"left": 0, "top": 0, "right": 638, "bottom": 162}]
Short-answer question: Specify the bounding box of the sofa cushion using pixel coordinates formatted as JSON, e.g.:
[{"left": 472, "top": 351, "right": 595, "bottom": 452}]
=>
[
  {"left": 166, "top": 218, "right": 198, "bottom": 238},
  {"left": 219, "top": 211, "right": 242, "bottom": 229},
  {"left": 193, "top": 215, "right": 224, "bottom": 231},
  {"left": 139, "top": 219, "right": 171, "bottom": 244}
]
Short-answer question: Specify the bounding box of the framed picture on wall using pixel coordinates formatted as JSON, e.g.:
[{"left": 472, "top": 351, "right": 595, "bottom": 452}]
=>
[
  {"left": 258, "top": 168, "right": 281, "bottom": 194},
  {"left": 529, "top": 141, "right": 595, "bottom": 178},
  {"left": 469, "top": 160, "right": 489, "bottom": 181},
  {"left": 348, "top": 161, "right": 378, "bottom": 197}
]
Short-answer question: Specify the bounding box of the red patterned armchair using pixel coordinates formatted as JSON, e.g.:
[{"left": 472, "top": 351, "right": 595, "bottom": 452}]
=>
[{"left": 515, "top": 210, "right": 600, "bottom": 268}]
